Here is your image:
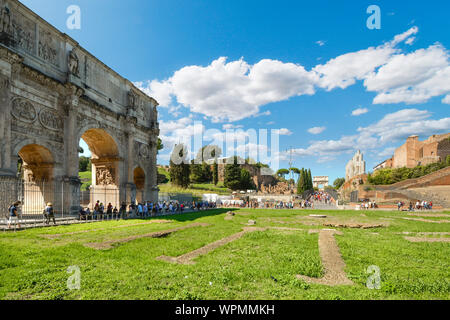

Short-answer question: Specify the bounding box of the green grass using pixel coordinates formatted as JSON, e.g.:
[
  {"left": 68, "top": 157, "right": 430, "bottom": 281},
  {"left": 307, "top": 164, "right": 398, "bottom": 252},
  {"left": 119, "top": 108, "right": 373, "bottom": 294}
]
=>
[
  {"left": 78, "top": 171, "right": 92, "bottom": 191},
  {"left": 0, "top": 209, "right": 449, "bottom": 300},
  {"left": 159, "top": 182, "right": 231, "bottom": 197}
]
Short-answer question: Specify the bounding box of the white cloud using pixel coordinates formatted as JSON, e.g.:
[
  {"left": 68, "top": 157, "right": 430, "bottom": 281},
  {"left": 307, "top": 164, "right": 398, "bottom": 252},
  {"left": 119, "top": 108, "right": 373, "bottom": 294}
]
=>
[
  {"left": 365, "top": 44, "right": 450, "bottom": 104},
  {"left": 290, "top": 109, "right": 450, "bottom": 160},
  {"left": 377, "top": 147, "right": 396, "bottom": 159},
  {"left": 308, "top": 127, "right": 326, "bottom": 135},
  {"left": 141, "top": 57, "right": 317, "bottom": 122},
  {"left": 352, "top": 108, "right": 369, "bottom": 116},
  {"left": 314, "top": 45, "right": 397, "bottom": 91},
  {"left": 316, "top": 40, "right": 326, "bottom": 47},
  {"left": 389, "top": 26, "right": 419, "bottom": 46},
  {"left": 405, "top": 37, "right": 415, "bottom": 45},
  {"left": 443, "top": 95, "right": 450, "bottom": 104},
  {"left": 222, "top": 124, "right": 243, "bottom": 130},
  {"left": 140, "top": 26, "right": 450, "bottom": 122},
  {"left": 275, "top": 128, "right": 293, "bottom": 136}
]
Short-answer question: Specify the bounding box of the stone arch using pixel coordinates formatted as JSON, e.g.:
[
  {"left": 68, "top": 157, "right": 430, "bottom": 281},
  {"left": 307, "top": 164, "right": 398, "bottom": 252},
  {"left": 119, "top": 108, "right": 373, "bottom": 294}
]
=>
[
  {"left": 133, "top": 166, "right": 146, "bottom": 203},
  {"left": 18, "top": 144, "right": 54, "bottom": 182},
  {"left": 15, "top": 143, "right": 57, "bottom": 215},
  {"left": 13, "top": 138, "right": 62, "bottom": 168},
  {"left": 79, "top": 127, "right": 122, "bottom": 209},
  {"left": 133, "top": 166, "right": 146, "bottom": 190},
  {"left": 77, "top": 123, "right": 124, "bottom": 159}
]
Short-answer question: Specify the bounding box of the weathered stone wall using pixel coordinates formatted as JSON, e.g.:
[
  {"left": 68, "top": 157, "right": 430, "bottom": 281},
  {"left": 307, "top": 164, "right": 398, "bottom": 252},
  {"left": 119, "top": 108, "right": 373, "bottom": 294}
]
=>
[{"left": 0, "top": 0, "right": 159, "bottom": 213}]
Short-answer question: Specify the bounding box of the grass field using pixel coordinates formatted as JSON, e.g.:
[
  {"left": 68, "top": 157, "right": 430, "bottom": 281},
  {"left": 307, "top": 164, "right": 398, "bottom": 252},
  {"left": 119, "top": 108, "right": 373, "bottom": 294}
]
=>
[
  {"left": 158, "top": 182, "right": 231, "bottom": 197},
  {"left": 0, "top": 209, "right": 449, "bottom": 300},
  {"left": 78, "top": 171, "right": 92, "bottom": 191}
]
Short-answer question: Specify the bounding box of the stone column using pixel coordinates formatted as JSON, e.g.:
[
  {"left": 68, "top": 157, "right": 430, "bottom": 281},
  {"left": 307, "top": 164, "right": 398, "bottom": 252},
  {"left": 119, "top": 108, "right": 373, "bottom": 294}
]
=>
[
  {"left": 121, "top": 119, "right": 137, "bottom": 205},
  {"left": 62, "top": 84, "right": 84, "bottom": 214},
  {"left": 0, "top": 53, "right": 21, "bottom": 177},
  {"left": 147, "top": 134, "right": 159, "bottom": 202}
]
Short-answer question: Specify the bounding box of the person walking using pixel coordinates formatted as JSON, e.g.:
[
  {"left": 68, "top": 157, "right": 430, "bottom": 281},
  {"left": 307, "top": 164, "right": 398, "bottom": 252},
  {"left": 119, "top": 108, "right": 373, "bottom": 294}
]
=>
[
  {"left": 44, "top": 202, "right": 56, "bottom": 225},
  {"left": 7, "top": 201, "right": 21, "bottom": 229}
]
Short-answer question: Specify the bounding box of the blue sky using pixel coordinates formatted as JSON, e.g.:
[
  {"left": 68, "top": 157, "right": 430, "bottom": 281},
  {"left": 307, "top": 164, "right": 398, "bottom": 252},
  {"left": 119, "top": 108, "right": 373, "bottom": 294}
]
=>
[{"left": 20, "top": 0, "right": 450, "bottom": 183}]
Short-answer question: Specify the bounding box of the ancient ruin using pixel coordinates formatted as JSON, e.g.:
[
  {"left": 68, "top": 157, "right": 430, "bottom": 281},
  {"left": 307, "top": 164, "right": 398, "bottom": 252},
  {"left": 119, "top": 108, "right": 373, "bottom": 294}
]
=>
[
  {"left": 345, "top": 150, "right": 366, "bottom": 181},
  {"left": 0, "top": 0, "right": 159, "bottom": 214},
  {"left": 313, "top": 176, "right": 329, "bottom": 190},
  {"left": 374, "top": 133, "right": 450, "bottom": 171}
]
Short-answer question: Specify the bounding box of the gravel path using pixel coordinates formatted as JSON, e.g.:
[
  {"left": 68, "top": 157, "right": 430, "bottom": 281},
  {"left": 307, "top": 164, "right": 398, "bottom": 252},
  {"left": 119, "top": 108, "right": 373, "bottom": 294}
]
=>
[
  {"left": 84, "top": 223, "right": 210, "bottom": 250},
  {"left": 297, "top": 229, "right": 353, "bottom": 286}
]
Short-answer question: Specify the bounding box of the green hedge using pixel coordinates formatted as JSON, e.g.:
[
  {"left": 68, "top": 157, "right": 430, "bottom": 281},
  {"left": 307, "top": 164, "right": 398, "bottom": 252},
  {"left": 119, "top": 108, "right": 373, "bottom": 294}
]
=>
[{"left": 368, "top": 156, "right": 450, "bottom": 185}]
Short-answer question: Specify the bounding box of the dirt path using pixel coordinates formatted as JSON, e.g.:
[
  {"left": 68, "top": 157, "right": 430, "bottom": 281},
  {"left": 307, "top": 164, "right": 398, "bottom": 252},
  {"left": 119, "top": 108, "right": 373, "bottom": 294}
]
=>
[
  {"left": 157, "top": 227, "right": 266, "bottom": 265},
  {"left": 404, "top": 237, "right": 450, "bottom": 243},
  {"left": 397, "top": 217, "right": 450, "bottom": 224},
  {"left": 84, "top": 223, "right": 210, "bottom": 250},
  {"left": 297, "top": 229, "right": 353, "bottom": 286},
  {"left": 42, "top": 220, "right": 173, "bottom": 239},
  {"left": 407, "top": 213, "right": 450, "bottom": 218},
  {"left": 322, "top": 223, "right": 385, "bottom": 229}
]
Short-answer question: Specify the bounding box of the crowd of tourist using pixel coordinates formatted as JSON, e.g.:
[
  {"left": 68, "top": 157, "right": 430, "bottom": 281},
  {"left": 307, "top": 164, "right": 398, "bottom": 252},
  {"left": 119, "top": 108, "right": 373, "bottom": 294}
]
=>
[
  {"left": 78, "top": 200, "right": 217, "bottom": 220},
  {"left": 360, "top": 201, "right": 379, "bottom": 210},
  {"left": 397, "top": 200, "right": 433, "bottom": 211},
  {"left": 309, "top": 191, "right": 334, "bottom": 205}
]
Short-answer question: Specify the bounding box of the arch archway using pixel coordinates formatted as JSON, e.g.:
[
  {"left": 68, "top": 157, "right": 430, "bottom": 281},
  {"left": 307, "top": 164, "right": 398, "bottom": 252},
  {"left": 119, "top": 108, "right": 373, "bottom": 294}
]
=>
[
  {"left": 17, "top": 144, "right": 55, "bottom": 214},
  {"left": 133, "top": 167, "right": 146, "bottom": 203},
  {"left": 80, "top": 128, "right": 121, "bottom": 209}
]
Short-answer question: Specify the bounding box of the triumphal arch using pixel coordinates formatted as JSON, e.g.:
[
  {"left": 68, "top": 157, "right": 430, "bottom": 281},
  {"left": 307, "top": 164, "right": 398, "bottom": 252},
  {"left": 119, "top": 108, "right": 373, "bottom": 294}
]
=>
[{"left": 0, "top": 0, "right": 159, "bottom": 214}]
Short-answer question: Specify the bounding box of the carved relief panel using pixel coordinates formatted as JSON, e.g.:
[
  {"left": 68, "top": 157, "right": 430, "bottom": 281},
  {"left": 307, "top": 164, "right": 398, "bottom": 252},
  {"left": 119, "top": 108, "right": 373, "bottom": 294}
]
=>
[{"left": 38, "top": 28, "right": 60, "bottom": 67}]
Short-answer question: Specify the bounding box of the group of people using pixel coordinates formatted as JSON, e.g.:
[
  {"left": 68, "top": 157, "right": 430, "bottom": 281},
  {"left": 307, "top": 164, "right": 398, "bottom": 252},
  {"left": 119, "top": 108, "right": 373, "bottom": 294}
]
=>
[
  {"left": 78, "top": 200, "right": 218, "bottom": 221},
  {"left": 360, "top": 201, "right": 379, "bottom": 210},
  {"left": 398, "top": 200, "right": 433, "bottom": 211},
  {"left": 6, "top": 201, "right": 56, "bottom": 229},
  {"left": 310, "top": 191, "right": 334, "bottom": 204}
]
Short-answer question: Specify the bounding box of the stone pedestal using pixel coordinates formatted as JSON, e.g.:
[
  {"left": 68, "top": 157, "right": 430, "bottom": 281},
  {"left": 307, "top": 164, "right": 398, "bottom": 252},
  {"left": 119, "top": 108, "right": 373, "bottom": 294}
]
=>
[{"left": 62, "top": 176, "right": 82, "bottom": 215}]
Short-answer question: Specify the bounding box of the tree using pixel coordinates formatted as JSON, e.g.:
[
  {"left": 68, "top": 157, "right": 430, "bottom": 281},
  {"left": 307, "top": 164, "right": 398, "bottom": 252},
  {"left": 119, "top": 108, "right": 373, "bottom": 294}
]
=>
[
  {"left": 213, "top": 162, "right": 219, "bottom": 185},
  {"left": 297, "top": 168, "right": 306, "bottom": 194},
  {"left": 157, "top": 138, "right": 164, "bottom": 154},
  {"left": 190, "top": 145, "right": 220, "bottom": 183},
  {"left": 169, "top": 144, "right": 190, "bottom": 188},
  {"left": 224, "top": 157, "right": 242, "bottom": 190},
  {"left": 240, "top": 169, "right": 254, "bottom": 190},
  {"left": 190, "top": 161, "right": 205, "bottom": 183},
  {"left": 79, "top": 156, "right": 91, "bottom": 172},
  {"left": 307, "top": 169, "right": 313, "bottom": 190},
  {"left": 277, "top": 169, "right": 290, "bottom": 178},
  {"left": 333, "top": 177, "right": 346, "bottom": 189}
]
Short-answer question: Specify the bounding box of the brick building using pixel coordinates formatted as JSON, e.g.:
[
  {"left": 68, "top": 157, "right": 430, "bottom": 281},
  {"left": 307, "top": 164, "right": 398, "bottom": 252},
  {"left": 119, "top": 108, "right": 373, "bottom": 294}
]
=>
[{"left": 374, "top": 133, "right": 450, "bottom": 171}]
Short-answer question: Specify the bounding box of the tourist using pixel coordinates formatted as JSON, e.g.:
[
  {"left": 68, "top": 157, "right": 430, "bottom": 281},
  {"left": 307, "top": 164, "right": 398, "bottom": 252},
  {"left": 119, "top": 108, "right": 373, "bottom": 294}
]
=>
[
  {"left": 85, "top": 207, "right": 92, "bottom": 220},
  {"left": 44, "top": 202, "right": 56, "bottom": 225},
  {"left": 107, "top": 203, "right": 113, "bottom": 216},
  {"left": 7, "top": 201, "right": 21, "bottom": 229},
  {"left": 119, "top": 202, "right": 126, "bottom": 218}
]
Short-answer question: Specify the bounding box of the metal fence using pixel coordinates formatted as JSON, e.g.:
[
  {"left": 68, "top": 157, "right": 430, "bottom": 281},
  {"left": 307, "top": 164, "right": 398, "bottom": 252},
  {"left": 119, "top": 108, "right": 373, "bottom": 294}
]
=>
[
  {"left": 1, "top": 178, "right": 196, "bottom": 222},
  {"left": 1, "top": 179, "right": 69, "bottom": 220}
]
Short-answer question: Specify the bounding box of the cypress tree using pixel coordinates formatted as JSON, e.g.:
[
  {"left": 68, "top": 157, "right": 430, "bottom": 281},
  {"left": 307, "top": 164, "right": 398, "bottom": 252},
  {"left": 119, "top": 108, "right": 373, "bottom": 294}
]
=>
[
  {"left": 213, "top": 162, "right": 219, "bottom": 185},
  {"left": 297, "top": 168, "right": 305, "bottom": 194},
  {"left": 307, "top": 169, "right": 313, "bottom": 190}
]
